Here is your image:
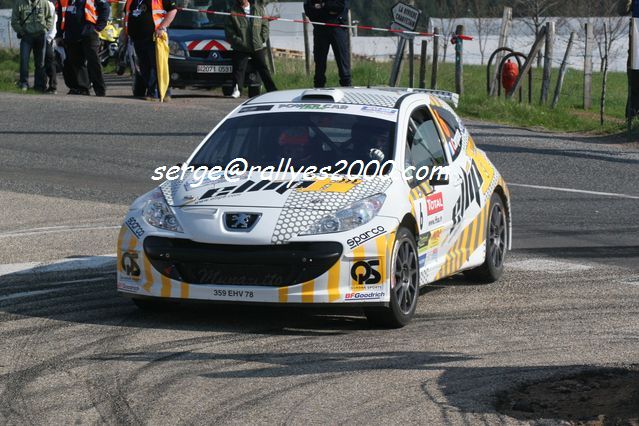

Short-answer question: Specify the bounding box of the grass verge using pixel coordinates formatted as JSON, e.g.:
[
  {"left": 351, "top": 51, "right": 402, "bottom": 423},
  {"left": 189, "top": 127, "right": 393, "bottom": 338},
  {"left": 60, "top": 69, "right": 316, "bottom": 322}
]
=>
[{"left": 0, "top": 47, "right": 629, "bottom": 135}]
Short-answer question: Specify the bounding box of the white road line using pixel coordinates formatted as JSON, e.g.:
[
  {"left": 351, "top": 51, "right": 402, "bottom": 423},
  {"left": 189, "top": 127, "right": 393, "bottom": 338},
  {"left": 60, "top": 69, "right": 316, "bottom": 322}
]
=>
[
  {"left": 0, "top": 225, "right": 120, "bottom": 238},
  {"left": 510, "top": 183, "right": 639, "bottom": 200}
]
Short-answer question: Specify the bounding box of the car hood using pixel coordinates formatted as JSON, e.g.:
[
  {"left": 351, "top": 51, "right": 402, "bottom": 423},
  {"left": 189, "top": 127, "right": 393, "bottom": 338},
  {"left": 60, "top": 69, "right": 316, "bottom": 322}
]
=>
[{"left": 160, "top": 173, "right": 393, "bottom": 212}]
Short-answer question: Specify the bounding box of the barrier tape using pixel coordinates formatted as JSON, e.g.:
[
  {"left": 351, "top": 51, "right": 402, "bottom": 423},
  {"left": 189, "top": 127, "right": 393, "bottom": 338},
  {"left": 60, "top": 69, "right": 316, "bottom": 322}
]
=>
[{"left": 106, "top": 1, "right": 473, "bottom": 40}]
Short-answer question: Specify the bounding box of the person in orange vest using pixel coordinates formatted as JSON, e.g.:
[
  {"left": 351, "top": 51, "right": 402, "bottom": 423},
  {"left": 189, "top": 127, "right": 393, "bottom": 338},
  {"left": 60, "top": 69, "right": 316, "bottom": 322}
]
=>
[
  {"left": 55, "top": 0, "right": 109, "bottom": 96},
  {"left": 124, "top": 0, "right": 177, "bottom": 100}
]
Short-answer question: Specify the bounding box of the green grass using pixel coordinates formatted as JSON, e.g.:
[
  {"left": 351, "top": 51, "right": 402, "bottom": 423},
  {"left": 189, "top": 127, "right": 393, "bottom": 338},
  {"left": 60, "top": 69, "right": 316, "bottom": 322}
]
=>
[
  {"left": 272, "top": 57, "right": 628, "bottom": 135},
  {"left": 0, "top": 49, "right": 23, "bottom": 93}
]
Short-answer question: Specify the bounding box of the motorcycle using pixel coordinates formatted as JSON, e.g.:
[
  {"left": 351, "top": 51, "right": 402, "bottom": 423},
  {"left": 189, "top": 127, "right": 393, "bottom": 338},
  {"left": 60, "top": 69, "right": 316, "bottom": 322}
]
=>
[{"left": 98, "top": 21, "right": 122, "bottom": 67}]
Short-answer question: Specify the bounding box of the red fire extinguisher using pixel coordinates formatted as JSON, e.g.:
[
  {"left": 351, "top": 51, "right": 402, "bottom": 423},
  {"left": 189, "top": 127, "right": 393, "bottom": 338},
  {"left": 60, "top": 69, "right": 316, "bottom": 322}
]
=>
[{"left": 501, "top": 59, "right": 519, "bottom": 94}]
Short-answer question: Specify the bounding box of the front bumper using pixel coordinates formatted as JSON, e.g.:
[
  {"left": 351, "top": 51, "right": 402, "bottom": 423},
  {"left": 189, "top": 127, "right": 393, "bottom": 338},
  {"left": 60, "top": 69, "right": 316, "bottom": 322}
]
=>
[
  {"left": 169, "top": 57, "right": 262, "bottom": 88},
  {"left": 116, "top": 216, "right": 397, "bottom": 305}
]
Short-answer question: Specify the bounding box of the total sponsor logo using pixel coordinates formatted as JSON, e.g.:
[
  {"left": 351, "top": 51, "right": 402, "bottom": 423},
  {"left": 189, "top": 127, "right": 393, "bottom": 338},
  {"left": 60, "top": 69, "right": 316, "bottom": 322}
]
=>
[
  {"left": 344, "top": 291, "right": 385, "bottom": 301},
  {"left": 426, "top": 192, "right": 444, "bottom": 215},
  {"left": 346, "top": 226, "right": 386, "bottom": 249},
  {"left": 277, "top": 104, "right": 348, "bottom": 110}
]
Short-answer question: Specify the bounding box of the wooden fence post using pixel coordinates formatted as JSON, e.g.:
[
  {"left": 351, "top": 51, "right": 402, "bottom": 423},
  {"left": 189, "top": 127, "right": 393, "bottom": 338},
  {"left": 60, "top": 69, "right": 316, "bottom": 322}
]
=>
[
  {"left": 490, "top": 7, "right": 513, "bottom": 96},
  {"left": 347, "top": 10, "right": 353, "bottom": 68},
  {"left": 454, "top": 25, "right": 464, "bottom": 95},
  {"left": 303, "top": 13, "right": 311, "bottom": 76},
  {"left": 584, "top": 22, "right": 594, "bottom": 109},
  {"left": 408, "top": 38, "right": 415, "bottom": 87},
  {"left": 431, "top": 27, "right": 439, "bottom": 89},
  {"left": 551, "top": 31, "right": 575, "bottom": 108},
  {"left": 419, "top": 40, "right": 427, "bottom": 88},
  {"left": 507, "top": 26, "right": 548, "bottom": 99},
  {"left": 540, "top": 21, "right": 555, "bottom": 104}
]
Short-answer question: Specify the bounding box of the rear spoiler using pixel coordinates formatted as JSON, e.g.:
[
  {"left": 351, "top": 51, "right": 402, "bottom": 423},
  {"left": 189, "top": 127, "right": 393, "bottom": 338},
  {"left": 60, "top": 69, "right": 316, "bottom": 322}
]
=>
[{"left": 363, "top": 87, "right": 460, "bottom": 108}]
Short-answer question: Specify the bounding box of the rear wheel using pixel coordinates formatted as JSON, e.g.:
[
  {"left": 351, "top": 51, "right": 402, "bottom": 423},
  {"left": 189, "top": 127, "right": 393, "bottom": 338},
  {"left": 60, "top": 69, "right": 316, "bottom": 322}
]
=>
[
  {"left": 464, "top": 193, "right": 507, "bottom": 283},
  {"left": 365, "top": 226, "right": 419, "bottom": 328}
]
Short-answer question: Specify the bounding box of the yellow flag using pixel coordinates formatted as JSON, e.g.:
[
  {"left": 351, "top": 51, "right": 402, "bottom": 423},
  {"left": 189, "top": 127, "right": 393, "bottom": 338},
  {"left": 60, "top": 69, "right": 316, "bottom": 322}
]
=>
[{"left": 155, "top": 31, "right": 170, "bottom": 102}]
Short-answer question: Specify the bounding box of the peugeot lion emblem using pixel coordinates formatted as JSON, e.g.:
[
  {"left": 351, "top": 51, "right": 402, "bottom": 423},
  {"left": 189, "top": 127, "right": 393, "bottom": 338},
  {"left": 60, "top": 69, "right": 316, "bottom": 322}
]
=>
[{"left": 224, "top": 212, "right": 261, "bottom": 232}]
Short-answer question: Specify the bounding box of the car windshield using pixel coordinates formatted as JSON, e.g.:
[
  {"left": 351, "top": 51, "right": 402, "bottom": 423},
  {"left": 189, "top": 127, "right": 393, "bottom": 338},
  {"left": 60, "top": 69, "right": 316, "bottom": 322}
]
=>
[
  {"left": 190, "top": 111, "right": 396, "bottom": 174},
  {"left": 170, "top": 0, "right": 231, "bottom": 29}
]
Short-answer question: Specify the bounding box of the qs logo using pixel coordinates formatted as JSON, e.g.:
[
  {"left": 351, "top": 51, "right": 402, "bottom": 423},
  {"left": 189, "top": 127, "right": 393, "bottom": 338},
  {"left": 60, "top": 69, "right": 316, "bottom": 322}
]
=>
[
  {"left": 350, "top": 260, "right": 382, "bottom": 285},
  {"left": 121, "top": 251, "right": 141, "bottom": 279}
]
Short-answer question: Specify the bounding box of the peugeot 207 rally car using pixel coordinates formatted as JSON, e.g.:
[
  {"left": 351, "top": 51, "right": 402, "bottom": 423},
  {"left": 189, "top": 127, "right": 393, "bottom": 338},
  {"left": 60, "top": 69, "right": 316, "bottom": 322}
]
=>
[{"left": 117, "top": 87, "right": 511, "bottom": 327}]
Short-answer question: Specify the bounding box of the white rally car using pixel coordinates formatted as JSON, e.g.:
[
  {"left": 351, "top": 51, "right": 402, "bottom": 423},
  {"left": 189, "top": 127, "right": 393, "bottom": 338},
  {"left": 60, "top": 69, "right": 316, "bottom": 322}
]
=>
[{"left": 117, "top": 87, "right": 511, "bottom": 327}]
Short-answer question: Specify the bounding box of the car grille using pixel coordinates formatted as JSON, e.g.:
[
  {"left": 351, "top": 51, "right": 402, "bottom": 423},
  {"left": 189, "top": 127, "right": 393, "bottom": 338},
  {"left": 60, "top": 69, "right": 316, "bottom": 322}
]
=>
[
  {"left": 188, "top": 50, "right": 233, "bottom": 59},
  {"left": 143, "top": 237, "right": 343, "bottom": 287}
]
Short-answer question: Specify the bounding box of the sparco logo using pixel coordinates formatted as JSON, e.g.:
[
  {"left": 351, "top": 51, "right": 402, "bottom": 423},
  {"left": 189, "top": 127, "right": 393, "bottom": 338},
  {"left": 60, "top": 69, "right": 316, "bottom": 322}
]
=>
[
  {"left": 426, "top": 192, "right": 444, "bottom": 215},
  {"left": 452, "top": 160, "right": 483, "bottom": 227},
  {"left": 350, "top": 260, "right": 382, "bottom": 285},
  {"left": 347, "top": 226, "right": 386, "bottom": 249}
]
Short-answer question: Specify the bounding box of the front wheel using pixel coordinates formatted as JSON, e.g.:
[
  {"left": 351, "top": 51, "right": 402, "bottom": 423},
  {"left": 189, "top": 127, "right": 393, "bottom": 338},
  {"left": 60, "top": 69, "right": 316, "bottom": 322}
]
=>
[
  {"left": 365, "top": 226, "right": 419, "bottom": 328},
  {"left": 464, "top": 193, "right": 507, "bottom": 283}
]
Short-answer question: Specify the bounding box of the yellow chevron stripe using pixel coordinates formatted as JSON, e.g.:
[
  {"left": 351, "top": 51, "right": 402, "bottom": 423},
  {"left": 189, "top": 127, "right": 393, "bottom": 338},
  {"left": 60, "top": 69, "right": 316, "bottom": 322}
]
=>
[
  {"left": 180, "top": 282, "right": 189, "bottom": 299},
  {"left": 477, "top": 204, "right": 488, "bottom": 248},
  {"left": 375, "top": 234, "right": 387, "bottom": 284},
  {"left": 387, "top": 231, "right": 396, "bottom": 288},
  {"left": 468, "top": 209, "right": 480, "bottom": 254},
  {"left": 327, "top": 262, "right": 341, "bottom": 302},
  {"left": 457, "top": 225, "right": 471, "bottom": 270},
  {"left": 116, "top": 226, "right": 126, "bottom": 273},
  {"left": 278, "top": 286, "right": 288, "bottom": 303},
  {"left": 160, "top": 274, "right": 171, "bottom": 298},
  {"left": 142, "top": 255, "right": 154, "bottom": 292},
  {"left": 301, "top": 280, "right": 314, "bottom": 303}
]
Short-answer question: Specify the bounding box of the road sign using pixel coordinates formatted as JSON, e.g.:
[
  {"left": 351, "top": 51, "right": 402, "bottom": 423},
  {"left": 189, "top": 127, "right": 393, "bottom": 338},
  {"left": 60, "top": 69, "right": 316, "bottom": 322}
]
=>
[
  {"left": 390, "top": 22, "right": 416, "bottom": 39},
  {"left": 391, "top": 2, "right": 421, "bottom": 32}
]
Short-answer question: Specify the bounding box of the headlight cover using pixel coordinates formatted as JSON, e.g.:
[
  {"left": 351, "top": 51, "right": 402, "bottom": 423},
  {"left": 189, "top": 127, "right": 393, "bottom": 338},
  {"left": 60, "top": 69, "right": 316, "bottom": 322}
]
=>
[
  {"left": 169, "top": 40, "right": 186, "bottom": 58},
  {"left": 142, "top": 188, "right": 184, "bottom": 233},
  {"left": 302, "top": 194, "right": 386, "bottom": 235}
]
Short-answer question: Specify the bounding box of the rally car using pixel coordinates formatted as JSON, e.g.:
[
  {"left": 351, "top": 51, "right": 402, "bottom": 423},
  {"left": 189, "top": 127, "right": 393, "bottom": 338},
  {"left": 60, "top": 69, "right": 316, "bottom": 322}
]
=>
[{"left": 117, "top": 87, "right": 511, "bottom": 327}]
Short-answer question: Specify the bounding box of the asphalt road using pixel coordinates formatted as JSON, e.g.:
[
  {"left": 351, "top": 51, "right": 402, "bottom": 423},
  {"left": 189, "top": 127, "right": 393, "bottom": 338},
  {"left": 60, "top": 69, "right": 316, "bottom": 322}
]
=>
[{"left": 0, "top": 80, "right": 638, "bottom": 424}]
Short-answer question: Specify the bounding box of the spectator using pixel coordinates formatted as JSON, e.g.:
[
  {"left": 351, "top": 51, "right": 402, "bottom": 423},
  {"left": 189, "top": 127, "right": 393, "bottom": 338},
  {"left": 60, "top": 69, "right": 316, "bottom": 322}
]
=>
[
  {"left": 124, "top": 0, "right": 178, "bottom": 100},
  {"left": 44, "top": 0, "right": 57, "bottom": 94},
  {"left": 224, "top": 0, "right": 277, "bottom": 98},
  {"left": 11, "top": 0, "right": 53, "bottom": 92},
  {"left": 56, "top": 0, "right": 110, "bottom": 96},
  {"left": 303, "top": 0, "right": 351, "bottom": 88}
]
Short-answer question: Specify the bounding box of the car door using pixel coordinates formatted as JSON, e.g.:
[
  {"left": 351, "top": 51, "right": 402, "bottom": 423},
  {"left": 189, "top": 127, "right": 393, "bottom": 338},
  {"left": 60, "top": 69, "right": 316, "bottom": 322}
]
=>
[{"left": 403, "top": 106, "right": 456, "bottom": 277}]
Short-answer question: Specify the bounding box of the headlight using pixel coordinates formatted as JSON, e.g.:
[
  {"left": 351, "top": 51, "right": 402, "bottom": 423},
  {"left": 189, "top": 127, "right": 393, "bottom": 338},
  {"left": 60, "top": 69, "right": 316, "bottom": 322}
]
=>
[
  {"left": 169, "top": 40, "right": 186, "bottom": 58},
  {"left": 142, "top": 188, "right": 184, "bottom": 233},
  {"left": 302, "top": 194, "right": 386, "bottom": 235}
]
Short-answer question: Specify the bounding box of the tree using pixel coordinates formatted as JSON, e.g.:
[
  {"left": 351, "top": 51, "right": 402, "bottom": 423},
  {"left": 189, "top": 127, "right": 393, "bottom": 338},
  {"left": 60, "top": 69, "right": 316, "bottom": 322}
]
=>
[
  {"left": 514, "top": 0, "right": 560, "bottom": 67},
  {"left": 469, "top": 0, "right": 500, "bottom": 64}
]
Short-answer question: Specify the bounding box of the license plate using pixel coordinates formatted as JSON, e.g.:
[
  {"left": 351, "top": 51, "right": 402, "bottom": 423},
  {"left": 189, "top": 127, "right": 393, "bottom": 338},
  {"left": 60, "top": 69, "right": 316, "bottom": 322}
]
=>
[{"left": 197, "top": 65, "right": 232, "bottom": 73}]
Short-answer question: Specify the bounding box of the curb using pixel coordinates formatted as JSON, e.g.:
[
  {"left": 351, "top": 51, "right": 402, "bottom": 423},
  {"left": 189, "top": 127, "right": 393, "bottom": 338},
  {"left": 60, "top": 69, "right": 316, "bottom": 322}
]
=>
[{"left": 0, "top": 255, "right": 117, "bottom": 285}]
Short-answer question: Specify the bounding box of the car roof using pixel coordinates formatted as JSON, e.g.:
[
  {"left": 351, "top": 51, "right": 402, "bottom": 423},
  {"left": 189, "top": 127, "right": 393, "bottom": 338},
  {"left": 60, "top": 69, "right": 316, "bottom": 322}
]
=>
[{"left": 244, "top": 87, "right": 459, "bottom": 110}]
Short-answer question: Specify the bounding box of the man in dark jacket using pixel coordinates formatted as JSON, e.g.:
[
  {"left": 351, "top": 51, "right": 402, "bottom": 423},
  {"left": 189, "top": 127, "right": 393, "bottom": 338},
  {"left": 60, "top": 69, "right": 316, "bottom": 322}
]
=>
[
  {"left": 303, "top": 0, "right": 351, "bottom": 88},
  {"left": 56, "top": 0, "right": 110, "bottom": 95},
  {"left": 11, "top": 0, "right": 53, "bottom": 91},
  {"left": 224, "top": 0, "right": 277, "bottom": 98}
]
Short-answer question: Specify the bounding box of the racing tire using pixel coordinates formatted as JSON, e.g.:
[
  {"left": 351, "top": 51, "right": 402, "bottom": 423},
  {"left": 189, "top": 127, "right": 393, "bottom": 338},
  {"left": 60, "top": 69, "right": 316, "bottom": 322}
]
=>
[
  {"left": 463, "top": 193, "right": 507, "bottom": 283},
  {"left": 365, "top": 226, "right": 419, "bottom": 328},
  {"left": 248, "top": 85, "right": 261, "bottom": 98},
  {"left": 222, "top": 85, "right": 234, "bottom": 97},
  {"left": 132, "top": 72, "right": 146, "bottom": 97}
]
